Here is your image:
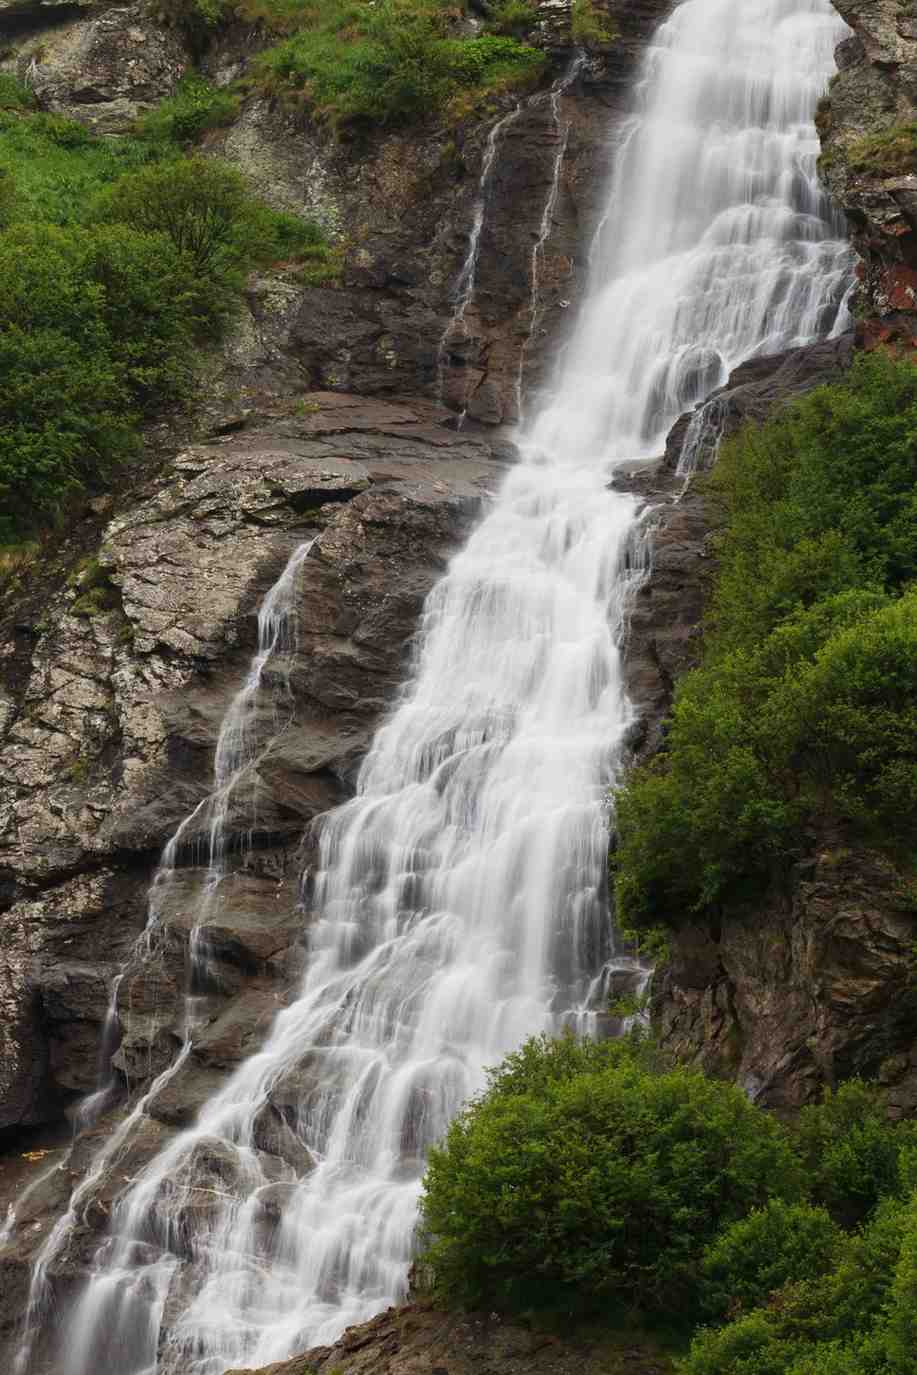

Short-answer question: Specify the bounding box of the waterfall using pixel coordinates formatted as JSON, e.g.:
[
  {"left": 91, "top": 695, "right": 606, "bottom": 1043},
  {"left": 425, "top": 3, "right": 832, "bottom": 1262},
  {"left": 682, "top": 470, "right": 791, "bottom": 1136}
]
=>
[{"left": 17, "top": 1, "right": 853, "bottom": 1371}]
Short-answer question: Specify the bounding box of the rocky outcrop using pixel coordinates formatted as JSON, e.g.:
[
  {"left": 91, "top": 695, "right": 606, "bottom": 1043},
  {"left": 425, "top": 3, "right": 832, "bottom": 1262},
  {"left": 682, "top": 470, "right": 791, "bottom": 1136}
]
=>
[
  {"left": 225, "top": 1302, "right": 674, "bottom": 1375},
  {"left": 6, "top": 2, "right": 188, "bottom": 133},
  {"left": 819, "top": 0, "right": 917, "bottom": 345},
  {"left": 653, "top": 836, "right": 917, "bottom": 1115},
  {"left": 0, "top": 393, "right": 507, "bottom": 1133}
]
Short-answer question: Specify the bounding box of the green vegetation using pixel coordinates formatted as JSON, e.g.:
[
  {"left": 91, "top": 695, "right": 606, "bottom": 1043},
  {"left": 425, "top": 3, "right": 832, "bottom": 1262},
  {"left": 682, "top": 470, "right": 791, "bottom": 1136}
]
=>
[
  {"left": 134, "top": 75, "right": 240, "bottom": 147},
  {"left": 613, "top": 353, "right": 917, "bottom": 936},
  {"left": 0, "top": 102, "right": 333, "bottom": 543},
  {"left": 846, "top": 123, "right": 917, "bottom": 176},
  {"left": 420, "top": 1035, "right": 917, "bottom": 1374},
  {"left": 0, "top": 73, "right": 36, "bottom": 111},
  {"left": 571, "top": 0, "right": 618, "bottom": 46},
  {"left": 254, "top": 0, "right": 546, "bottom": 128},
  {"left": 420, "top": 1034, "right": 802, "bottom": 1317}
]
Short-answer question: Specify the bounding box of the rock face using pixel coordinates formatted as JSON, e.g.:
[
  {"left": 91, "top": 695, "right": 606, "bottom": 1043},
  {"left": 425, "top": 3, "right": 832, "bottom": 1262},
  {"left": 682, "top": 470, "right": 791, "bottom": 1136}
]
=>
[
  {"left": 0, "top": 393, "right": 506, "bottom": 1133},
  {"left": 654, "top": 837, "right": 917, "bottom": 1116},
  {"left": 819, "top": 0, "right": 917, "bottom": 345},
  {"left": 224, "top": 1302, "right": 674, "bottom": 1375},
  {"left": 9, "top": 3, "right": 188, "bottom": 134}
]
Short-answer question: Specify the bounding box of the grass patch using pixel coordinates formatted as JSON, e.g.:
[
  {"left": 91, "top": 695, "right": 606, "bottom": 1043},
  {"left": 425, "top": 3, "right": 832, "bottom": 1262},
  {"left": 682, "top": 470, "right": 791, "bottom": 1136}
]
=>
[
  {"left": 252, "top": 0, "right": 547, "bottom": 129},
  {"left": 571, "top": 0, "right": 618, "bottom": 46},
  {"left": 846, "top": 123, "right": 917, "bottom": 176},
  {"left": 133, "top": 75, "right": 240, "bottom": 146}
]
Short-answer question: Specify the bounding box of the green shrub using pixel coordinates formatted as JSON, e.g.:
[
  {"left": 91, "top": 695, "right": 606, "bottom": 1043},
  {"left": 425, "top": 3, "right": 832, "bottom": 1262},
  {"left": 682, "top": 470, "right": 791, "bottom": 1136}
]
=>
[
  {"left": 0, "top": 72, "right": 35, "bottom": 110},
  {"left": 0, "top": 220, "right": 204, "bottom": 538},
  {"left": 135, "top": 75, "right": 239, "bottom": 146},
  {"left": 486, "top": 0, "right": 537, "bottom": 37},
  {"left": 699, "top": 1202, "right": 844, "bottom": 1320},
  {"left": 793, "top": 1081, "right": 917, "bottom": 1227},
  {"left": 571, "top": 0, "right": 617, "bottom": 45},
  {"left": 678, "top": 1195, "right": 917, "bottom": 1375},
  {"left": 677, "top": 1312, "right": 801, "bottom": 1375},
  {"left": 419, "top": 1034, "right": 801, "bottom": 1318},
  {"left": 0, "top": 107, "right": 333, "bottom": 542},
  {"left": 91, "top": 157, "right": 325, "bottom": 284},
  {"left": 614, "top": 353, "right": 917, "bottom": 931}
]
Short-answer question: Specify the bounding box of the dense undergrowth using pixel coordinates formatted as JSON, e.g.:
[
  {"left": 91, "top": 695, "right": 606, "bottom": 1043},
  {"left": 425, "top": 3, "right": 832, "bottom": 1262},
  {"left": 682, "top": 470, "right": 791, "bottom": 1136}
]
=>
[
  {"left": 0, "top": 89, "right": 331, "bottom": 543},
  {"left": 419, "top": 1033, "right": 917, "bottom": 1373},
  {"left": 612, "top": 352, "right": 917, "bottom": 940}
]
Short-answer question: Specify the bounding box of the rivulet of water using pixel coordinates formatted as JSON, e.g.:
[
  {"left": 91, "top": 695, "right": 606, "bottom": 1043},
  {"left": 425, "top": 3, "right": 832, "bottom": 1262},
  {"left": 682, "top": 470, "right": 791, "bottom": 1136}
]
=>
[
  {"left": 8, "top": 540, "right": 313, "bottom": 1375},
  {"left": 16, "top": 2, "right": 853, "bottom": 1371}
]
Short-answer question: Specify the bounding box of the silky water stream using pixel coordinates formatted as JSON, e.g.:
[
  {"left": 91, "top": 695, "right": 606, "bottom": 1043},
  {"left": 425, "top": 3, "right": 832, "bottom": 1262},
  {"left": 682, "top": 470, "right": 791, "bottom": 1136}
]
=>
[{"left": 12, "top": 1, "right": 853, "bottom": 1370}]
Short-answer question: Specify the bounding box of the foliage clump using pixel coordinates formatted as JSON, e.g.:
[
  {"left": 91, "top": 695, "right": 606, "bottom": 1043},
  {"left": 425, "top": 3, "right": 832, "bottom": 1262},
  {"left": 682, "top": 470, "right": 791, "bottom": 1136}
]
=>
[
  {"left": 571, "top": 0, "right": 617, "bottom": 46},
  {"left": 0, "top": 107, "right": 332, "bottom": 542},
  {"left": 612, "top": 353, "right": 917, "bottom": 935},
  {"left": 420, "top": 1037, "right": 917, "bottom": 1375},
  {"left": 134, "top": 75, "right": 240, "bottom": 146},
  {"left": 420, "top": 1033, "right": 802, "bottom": 1317}
]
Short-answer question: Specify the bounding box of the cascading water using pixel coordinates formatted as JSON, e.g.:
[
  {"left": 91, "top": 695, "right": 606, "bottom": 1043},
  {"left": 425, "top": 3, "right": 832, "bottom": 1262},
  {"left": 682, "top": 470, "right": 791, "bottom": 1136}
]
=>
[{"left": 17, "top": 1, "right": 853, "bottom": 1371}]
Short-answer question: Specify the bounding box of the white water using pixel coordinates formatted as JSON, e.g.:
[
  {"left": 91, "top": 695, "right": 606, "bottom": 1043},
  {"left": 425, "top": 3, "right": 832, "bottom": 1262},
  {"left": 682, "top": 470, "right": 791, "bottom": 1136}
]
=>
[{"left": 21, "top": 2, "right": 852, "bottom": 1371}]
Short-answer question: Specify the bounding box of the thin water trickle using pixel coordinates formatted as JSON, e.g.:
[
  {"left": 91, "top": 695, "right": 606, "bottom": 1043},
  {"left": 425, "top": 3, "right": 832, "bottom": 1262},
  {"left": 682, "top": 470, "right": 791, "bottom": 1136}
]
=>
[
  {"left": 435, "top": 101, "right": 524, "bottom": 412},
  {"left": 14, "top": 2, "right": 854, "bottom": 1371},
  {"left": 7, "top": 539, "right": 313, "bottom": 1375},
  {"left": 515, "top": 52, "right": 586, "bottom": 424}
]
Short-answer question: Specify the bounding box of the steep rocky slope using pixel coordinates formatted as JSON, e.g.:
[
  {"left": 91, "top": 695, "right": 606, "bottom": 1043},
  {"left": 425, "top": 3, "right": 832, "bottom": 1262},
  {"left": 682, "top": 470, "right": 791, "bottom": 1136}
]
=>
[{"left": 0, "top": 0, "right": 682, "bottom": 1360}]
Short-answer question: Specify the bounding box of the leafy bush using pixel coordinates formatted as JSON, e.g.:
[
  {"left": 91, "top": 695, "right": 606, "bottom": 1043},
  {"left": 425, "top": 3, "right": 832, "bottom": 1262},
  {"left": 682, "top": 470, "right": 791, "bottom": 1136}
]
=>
[
  {"left": 486, "top": 0, "right": 538, "bottom": 37},
  {"left": 0, "top": 110, "right": 333, "bottom": 541},
  {"left": 793, "top": 1081, "right": 917, "bottom": 1227},
  {"left": 134, "top": 75, "right": 239, "bottom": 146},
  {"left": 0, "top": 221, "right": 200, "bottom": 538},
  {"left": 614, "top": 353, "right": 917, "bottom": 931},
  {"left": 699, "top": 1201, "right": 844, "bottom": 1320},
  {"left": 419, "top": 1034, "right": 801, "bottom": 1317},
  {"left": 679, "top": 1193, "right": 917, "bottom": 1375}
]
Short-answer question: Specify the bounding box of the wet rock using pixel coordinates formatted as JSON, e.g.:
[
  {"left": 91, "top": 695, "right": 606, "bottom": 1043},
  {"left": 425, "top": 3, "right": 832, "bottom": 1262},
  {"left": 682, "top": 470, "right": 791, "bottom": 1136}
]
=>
[{"left": 225, "top": 1301, "right": 675, "bottom": 1375}]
